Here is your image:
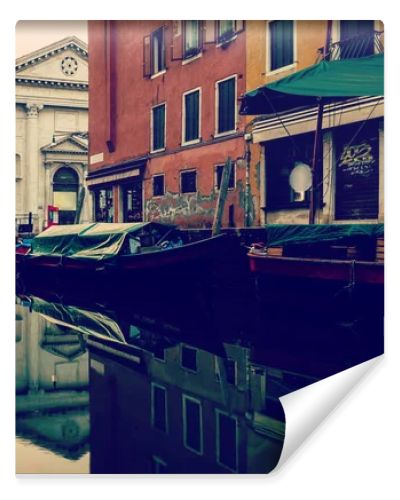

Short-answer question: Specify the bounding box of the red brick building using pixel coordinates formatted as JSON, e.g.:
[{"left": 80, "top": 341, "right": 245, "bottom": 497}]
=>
[{"left": 87, "top": 21, "right": 250, "bottom": 228}]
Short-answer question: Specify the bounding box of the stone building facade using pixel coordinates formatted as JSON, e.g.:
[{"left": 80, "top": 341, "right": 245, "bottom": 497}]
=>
[{"left": 16, "top": 36, "right": 90, "bottom": 234}]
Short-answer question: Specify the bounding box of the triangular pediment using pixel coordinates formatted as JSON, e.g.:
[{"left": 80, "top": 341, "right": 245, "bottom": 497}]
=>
[
  {"left": 16, "top": 36, "right": 88, "bottom": 84},
  {"left": 41, "top": 135, "right": 88, "bottom": 154}
]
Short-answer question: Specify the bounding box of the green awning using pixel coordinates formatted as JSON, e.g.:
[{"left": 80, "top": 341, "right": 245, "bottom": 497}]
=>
[{"left": 240, "top": 54, "right": 384, "bottom": 115}]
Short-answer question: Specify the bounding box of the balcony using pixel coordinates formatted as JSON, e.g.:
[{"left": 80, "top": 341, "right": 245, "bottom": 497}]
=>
[{"left": 317, "top": 30, "right": 384, "bottom": 62}]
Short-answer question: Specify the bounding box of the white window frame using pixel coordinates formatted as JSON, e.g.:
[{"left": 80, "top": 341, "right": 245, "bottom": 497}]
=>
[
  {"left": 182, "top": 21, "right": 203, "bottom": 64},
  {"left": 214, "top": 163, "right": 236, "bottom": 191},
  {"left": 225, "top": 358, "right": 238, "bottom": 386},
  {"left": 180, "top": 344, "right": 198, "bottom": 372},
  {"left": 150, "top": 26, "right": 166, "bottom": 78},
  {"left": 180, "top": 168, "right": 197, "bottom": 194},
  {"left": 266, "top": 20, "right": 297, "bottom": 76},
  {"left": 151, "top": 382, "right": 168, "bottom": 433},
  {"left": 182, "top": 394, "right": 203, "bottom": 455},
  {"left": 182, "top": 87, "right": 202, "bottom": 147},
  {"left": 150, "top": 102, "right": 167, "bottom": 154},
  {"left": 214, "top": 74, "right": 238, "bottom": 138},
  {"left": 152, "top": 173, "right": 165, "bottom": 198},
  {"left": 215, "top": 409, "right": 239, "bottom": 472},
  {"left": 216, "top": 20, "right": 237, "bottom": 47}
]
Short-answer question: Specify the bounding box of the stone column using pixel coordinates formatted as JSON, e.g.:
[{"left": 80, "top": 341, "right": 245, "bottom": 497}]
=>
[{"left": 25, "top": 103, "right": 43, "bottom": 232}]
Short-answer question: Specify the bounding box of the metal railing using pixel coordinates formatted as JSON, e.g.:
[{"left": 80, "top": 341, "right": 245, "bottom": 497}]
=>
[
  {"left": 15, "top": 213, "right": 38, "bottom": 235},
  {"left": 317, "top": 30, "right": 384, "bottom": 62}
]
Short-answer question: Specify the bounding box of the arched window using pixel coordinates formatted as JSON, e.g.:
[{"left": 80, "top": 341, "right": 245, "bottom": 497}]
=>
[{"left": 53, "top": 167, "right": 79, "bottom": 224}]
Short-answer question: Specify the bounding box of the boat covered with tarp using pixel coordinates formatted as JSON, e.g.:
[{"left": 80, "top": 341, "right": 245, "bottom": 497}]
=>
[
  {"left": 20, "top": 222, "right": 226, "bottom": 277},
  {"left": 248, "top": 223, "right": 384, "bottom": 285}
]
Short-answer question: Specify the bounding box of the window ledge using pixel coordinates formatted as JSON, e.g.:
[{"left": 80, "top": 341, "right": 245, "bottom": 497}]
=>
[
  {"left": 264, "top": 203, "right": 310, "bottom": 211},
  {"left": 214, "top": 129, "right": 237, "bottom": 139},
  {"left": 216, "top": 34, "right": 237, "bottom": 47},
  {"left": 181, "top": 138, "right": 201, "bottom": 147},
  {"left": 150, "top": 147, "right": 166, "bottom": 154},
  {"left": 182, "top": 52, "right": 203, "bottom": 65},
  {"left": 150, "top": 69, "right": 166, "bottom": 80},
  {"left": 215, "top": 187, "right": 235, "bottom": 192},
  {"left": 266, "top": 62, "right": 297, "bottom": 77},
  {"left": 181, "top": 191, "right": 197, "bottom": 195}
]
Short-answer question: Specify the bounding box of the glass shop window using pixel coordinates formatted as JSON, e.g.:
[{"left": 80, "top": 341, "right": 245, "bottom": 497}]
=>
[{"left": 94, "top": 187, "right": 114, "bottom": 222}]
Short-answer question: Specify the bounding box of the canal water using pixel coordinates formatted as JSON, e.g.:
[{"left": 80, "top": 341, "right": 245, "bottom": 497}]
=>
[{"left": 15, "top": 278, "right": 383, "bottom": 474}]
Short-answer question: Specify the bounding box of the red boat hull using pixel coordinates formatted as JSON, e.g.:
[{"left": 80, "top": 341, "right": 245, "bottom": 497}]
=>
[{"left": 248, "top": 254, "right": 384, "bottom": 285}]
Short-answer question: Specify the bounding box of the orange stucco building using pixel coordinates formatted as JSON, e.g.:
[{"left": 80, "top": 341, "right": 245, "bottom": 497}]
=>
[{"left": 87, "top": 21, "right": 384, "bottom": 228}]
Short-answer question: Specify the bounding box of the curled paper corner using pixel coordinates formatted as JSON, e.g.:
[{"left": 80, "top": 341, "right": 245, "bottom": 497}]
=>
[{"left": 273, "top": 354, "right": 384, "bottom": 472}]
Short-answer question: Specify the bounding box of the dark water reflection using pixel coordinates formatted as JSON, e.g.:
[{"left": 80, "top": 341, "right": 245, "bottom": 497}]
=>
[{"left": 16, "top": 278, "right": 383, "bottom": 474}]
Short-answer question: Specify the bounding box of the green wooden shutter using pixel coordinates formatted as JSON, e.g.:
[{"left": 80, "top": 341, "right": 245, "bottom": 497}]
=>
[
  {"left": 185, "top": 90, "right": 199, "bottom": 142},
  {"left": 270, "top": 21, "right": 293, "bottom": 70},
  {"left": 153, "top": 104, "right": 165, "bottom": 150},
  {"left": 218, "top": 78, "right": 235, "bottom": 134}
]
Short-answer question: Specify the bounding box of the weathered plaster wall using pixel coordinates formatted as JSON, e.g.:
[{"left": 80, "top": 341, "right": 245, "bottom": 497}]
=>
[{"left": 88, "top": 20, "right": 248, "bottom": 227}]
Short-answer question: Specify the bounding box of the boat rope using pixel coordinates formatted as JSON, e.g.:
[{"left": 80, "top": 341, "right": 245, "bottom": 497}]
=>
[
  {"left": 335, "top": 259, "right": 356, "bottom": 299},
  {"left": 261, "top": 92, "right": 305, "bottom": 158}
]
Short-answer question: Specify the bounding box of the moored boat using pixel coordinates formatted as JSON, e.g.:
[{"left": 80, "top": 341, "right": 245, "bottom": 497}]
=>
[
  {"left": 19, "top": 222, "right": 227, "bottom": 284},
  {"left": 248, "top": 223, "right": 384, "bottom": 286}
]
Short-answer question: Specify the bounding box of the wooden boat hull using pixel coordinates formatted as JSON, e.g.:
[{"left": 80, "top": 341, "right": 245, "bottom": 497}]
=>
[
  {"left": 19, "top": 234, "right": 227, "bottom": 292},
  {"left": 117, "top": 233, "right": 226, "bottom": 271}
]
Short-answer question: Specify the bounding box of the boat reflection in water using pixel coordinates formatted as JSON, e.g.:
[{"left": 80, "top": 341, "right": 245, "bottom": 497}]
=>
[{"left": 16, "top": 284, "right": 382, "bottom": 474}]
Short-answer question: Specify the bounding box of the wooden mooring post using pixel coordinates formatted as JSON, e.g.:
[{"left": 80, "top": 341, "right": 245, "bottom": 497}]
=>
[{"left": 212, "top": 157, "right": 232, "bottom": 236}]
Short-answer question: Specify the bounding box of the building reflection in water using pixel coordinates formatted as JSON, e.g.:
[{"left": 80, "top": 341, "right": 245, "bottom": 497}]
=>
[
  {"left": 16, "top": 293, "right": 337, "bottom": 474},
  {"left": 16, "top": 296, "right": 89, "bottom": 466}
]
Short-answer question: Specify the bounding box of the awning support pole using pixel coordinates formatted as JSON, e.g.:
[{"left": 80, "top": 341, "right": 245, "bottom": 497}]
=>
[
  {"left": 309, "top": 99, "right": 324, "bottom": 224},
  {"left": 309, "top": 20, "right": 332, "bottom": 225}
]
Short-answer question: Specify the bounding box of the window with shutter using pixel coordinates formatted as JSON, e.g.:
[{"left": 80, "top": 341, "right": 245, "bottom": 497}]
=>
[
  {"left": 180, "top": 170, "right": 197, "bottom": 193},
  {"left": 183, "top": 89, "right": 200, "bottom": 144},
  {"left": 216, "top": 76, "right": 236, "bottom": 135},
  {"left": 151, "top": 384, "right": 168, "bottom": 433},
  {"left": 215, "top": 163, "right": 235, "bottom": 190},
  {"left": 216, "top": 411, "right": 238, "bottom": 471},
  {"left": 151, "top": 26, "right": 166, "bottom": 75},
  {"left": 339, "top": 20, "right": 375, "bottom": 59},
  {"left": 217, "top": 20, "right": 235, "bottom": 43},
  {"left": 269, "top": 20, "right": 294, "bottom": 71},
  {"left": 183, "top": 396, "right": 203, "bottom": 454},
  {"left": 183, "top": 21, "right": 202, "bottom": 59},
  {"left": 143, "top": 35, "right": 151, "bottom": 77},
  {"left": 181, "top": 346, "right": 198, "bottom": 371},
  {"left": 153, "top": 174, "right": 165, "bottom": 197},
  {"left": 151, "top": 104, "right": 166, "bottom": 152}
]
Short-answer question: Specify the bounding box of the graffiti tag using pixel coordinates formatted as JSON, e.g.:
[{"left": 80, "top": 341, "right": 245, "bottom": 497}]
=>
[{"left": 338, "top": 142, "right": 376, "bottom": 176}]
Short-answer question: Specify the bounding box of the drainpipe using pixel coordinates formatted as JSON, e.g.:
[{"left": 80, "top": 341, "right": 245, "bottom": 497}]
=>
[{"left": 244, "top": 132, "right": 252, "bottom": 227}]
